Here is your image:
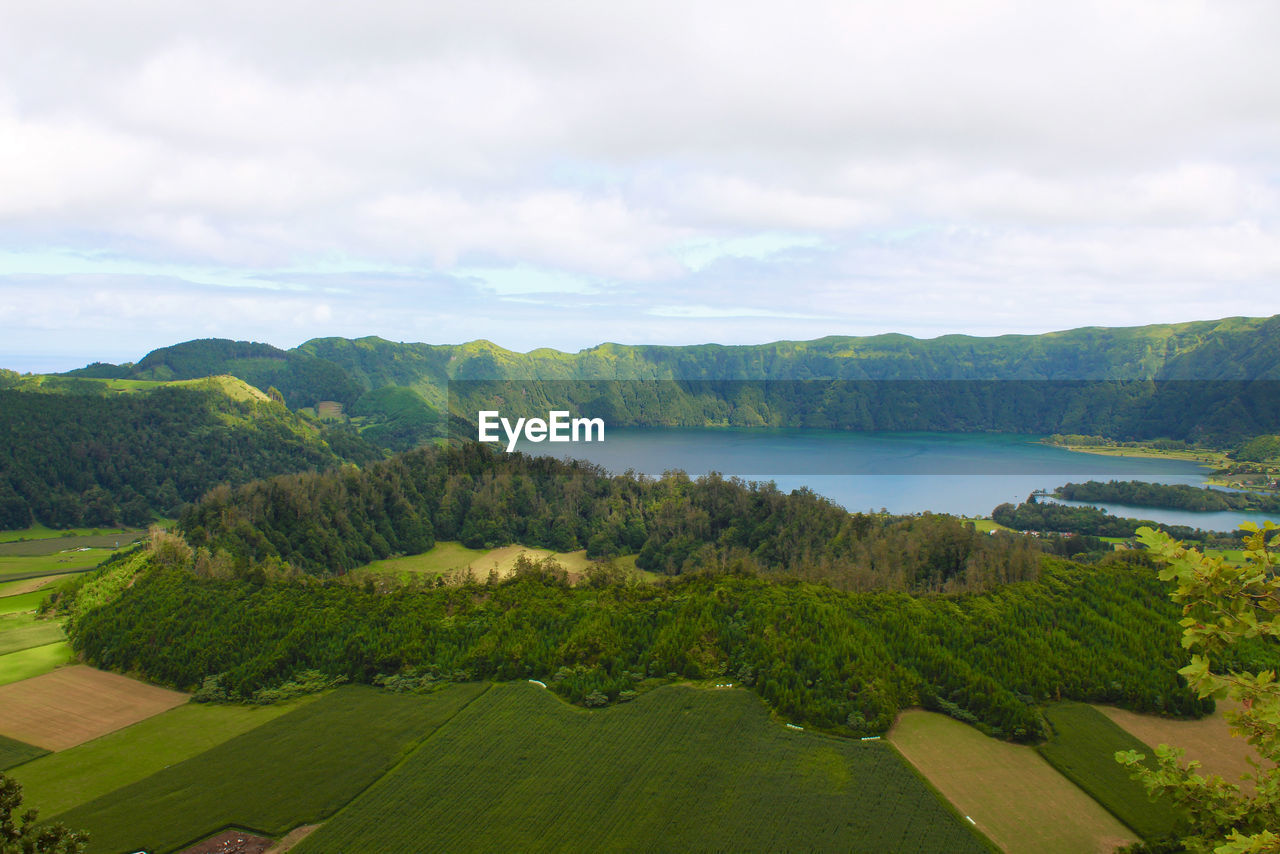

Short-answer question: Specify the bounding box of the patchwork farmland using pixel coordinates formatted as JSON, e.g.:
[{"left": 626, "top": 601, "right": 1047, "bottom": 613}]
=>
[
  {"left": 8, "top": 699, "right": 311, "bottom": 817},
  {"left": 0, "top": 666, "right": 188, "bottom": 750},
  {"left": 57, "top": 683, "right": 489, "bottom": 854},
  {"left": 1097, "top": 701, "right": 1261, "bottom": 791},
  {"left": 295, "top": 682, "right": 991, "bottom": 854},
  {"left": 889, "top": 709, "right": 1135, "bottom": 854}
]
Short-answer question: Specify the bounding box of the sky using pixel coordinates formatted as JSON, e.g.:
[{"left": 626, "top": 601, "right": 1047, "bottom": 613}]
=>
[{"left": 2, "top": 0, "right": 1279, "bottom": 372}]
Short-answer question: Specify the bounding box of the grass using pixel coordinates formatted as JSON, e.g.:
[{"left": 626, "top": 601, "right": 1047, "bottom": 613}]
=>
[
  {"left": 58, "top": 682, "right": 489, "bottom": 854},
  {"left": 0, "top": 525, "right": 148, "bottom": 545},
  {"left": 0, "top": 589, "right": 53, "bottom": 616},
  {"left": 0, "top": 613, "right": 65, "bottom": 656},
  {"left": 889, "top": 709, "right": 1135, "bottom": 854},
  {"left": 0, "top": 575, "right": 58, "bottom": 597},
  {"left": 0, "top": 733, "right": 48, "bottom": 772},
  {"left": 10, "top": 699, "right": 315, "bottom": 817},
  {"left": 13, "top": 374, "right": 268, "bottom": 402},
  {"left": 964, "top": 518, "right": 1014, "bottom": 534},
  {"left": 361, "top": 540, "right": 487, "bottom": 576},
  {"left": 361, "top": 541, "right": 656, "bottom": 584},
  {"left": 0, "top": 642, "right": 73, "bottom": 687},
  {"left": 296, "top": 682, "right": 990, "bottom": 854},
  {"left": 0, "top": 553, "right": 110, "bottom": 580},
  {"left": 1037, "top": 702, "right": 1180, "bottom": 840}
]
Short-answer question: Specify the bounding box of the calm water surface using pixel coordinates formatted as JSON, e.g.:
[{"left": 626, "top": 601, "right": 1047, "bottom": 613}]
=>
[{"left": 514, "top": 428, "right": 1274, "bottom": 531}]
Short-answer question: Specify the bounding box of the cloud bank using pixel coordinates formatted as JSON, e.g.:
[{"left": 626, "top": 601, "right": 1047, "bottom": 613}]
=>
[{"left": 2, "top": 1, "right": 1278, "bottom": 369}]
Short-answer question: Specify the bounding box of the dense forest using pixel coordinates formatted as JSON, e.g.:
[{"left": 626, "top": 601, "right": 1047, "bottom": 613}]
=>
[
  {"left": 1056, "top": 480, "right": 1280, "bottom": 513},
  {"left": 180, "top": 442, "right": 1041, "bottom": 594},
  {"left": 64, "top": 543, "right": 1210, "bottom": 743},
  {"left": 56, "top": 314, "right": 1280, "bottom": 449},
  {"left": 0, "top": 386, "right": 382, "bottom": 529}
]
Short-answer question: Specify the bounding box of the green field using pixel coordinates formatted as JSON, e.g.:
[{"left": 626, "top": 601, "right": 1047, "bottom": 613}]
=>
[
  {"left": 0, "top": 575, "right": 56, "bottom": 597},
  {"left": 0, "top": 733, "right": 48, "bottom": 771},
  {"left": 0, "top": 588, "right": 55, "bottom": 616},
  {"left": 297, "top": 683, "right": 989, "bottom": 854},
  {"left": 10, "top": 699, "right": 313, "bottom": 817},
  {"left": 360, "top": 540, "right": 488, "bottom": 575},
  {"left": 0, "top": 553, "right": 109, "bottom": 580},
  {"left": 0, "top": 613, "right": 66, "bottom": 656},
  {"left": 58, "top": 683, "right": 489, "bottom": 854},
  {"left": 964, "top": 518, "right": 1014, "bottom": 534},
  {"left": 890, "top": 709, "right": 1134, "bottom": 854},
  {"left": 0, "top": 525, "right": 147, "bottom": 546},
  {"left": 0, "top": 641, "right": 74, "bottom": 686},
  {"left": 1037, "top": 702, "right": 1180, "bottom": 840},
  {"left": 361, "top": 541, "right": 652, "bottom": 583}
]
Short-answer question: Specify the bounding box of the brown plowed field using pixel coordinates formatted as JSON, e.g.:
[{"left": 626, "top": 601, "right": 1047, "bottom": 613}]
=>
[
  {"left": 1096, "top": 701, "right": 1260, "bottom": 791},
  {"left": 0, "top": 665, "right": 187, "bottom": 750}
]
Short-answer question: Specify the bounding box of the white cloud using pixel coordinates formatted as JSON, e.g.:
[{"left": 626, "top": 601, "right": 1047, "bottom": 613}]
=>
[{"left": 0, "top": 0, "right": 1278, "bottom": 367}]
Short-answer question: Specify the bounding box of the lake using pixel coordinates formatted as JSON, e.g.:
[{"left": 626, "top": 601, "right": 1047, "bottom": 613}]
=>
[{"left": 513, "top": 428, "right": 1274, "bottom": 532}]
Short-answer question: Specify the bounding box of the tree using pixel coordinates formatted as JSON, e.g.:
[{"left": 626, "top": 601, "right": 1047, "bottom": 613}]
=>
[
  {"left": 1116, "top": 523, "right": 1280, "bottom": 854},
  {"left": 0, "top": 773, "right": 87, "bottom": 853}
]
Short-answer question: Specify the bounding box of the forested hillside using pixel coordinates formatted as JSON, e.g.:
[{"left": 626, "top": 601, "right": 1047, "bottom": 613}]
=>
[
  {"left": 0, "top": 385, "right": 382, "bottom": 530},
  {"left": 56, "top": 314, "right": 1280, "bottom": 449},
  {"left": 180, "top": 442, "right": 1041, "bottom": 593},
  {"left": 66, "top": 545, "right": 1210, "bottom": 742}
]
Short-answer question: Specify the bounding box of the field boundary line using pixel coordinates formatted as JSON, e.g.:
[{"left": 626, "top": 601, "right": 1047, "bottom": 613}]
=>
[
  {"left": 285, "top": 681, "right": 495, "bottom": 842},
  {"left": 885, "top": 719, "right": 1002, "bottom": 854}
]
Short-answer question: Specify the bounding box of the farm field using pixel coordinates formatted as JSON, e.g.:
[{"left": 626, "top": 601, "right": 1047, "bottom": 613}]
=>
[
  {"left": 0, "top": 612, "right": 65, "bottom": 656},
  {"left": 0, "top": 733, "right": 47, "bottom": 771},
  {"left": 0, "top": 641, "right": 73, "bottom": 686},
  {"left": 1096, "top": 702, "right": 1260, "bottom": 791},
  {"left": 0, "top": 525, "right": 146, "bottom": 546},
  {"left": 0, "top": 575, "right": 60, "bottom": 597},
  {"left": 0, "top": 665, "right": 188, "bottom": 750},
  {"left": 0, "top": 552, "right": 111, "bottom": 580},
  {"left": 1037, "top": 702, "right": 1179, "bottom": 840},
  {"left": 0, "top": 588, "right": 55, "bottom": 616},
  {"left": 58, "top": 682, "right": 489, "bottom": 854},
  {"left": 296, "top": 682, "right": 989, "bottom": 854},
  {"left": 10, "top": 698, "right": 313, "bottom": 816},
  {"left": 889, "top": 709, "right": 1134, "bottom": 854}
]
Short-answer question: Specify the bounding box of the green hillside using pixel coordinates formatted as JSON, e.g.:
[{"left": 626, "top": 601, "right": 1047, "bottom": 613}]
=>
[
  {"left": 48, "top": 314, "right": 1280, "bottom": 450},
  {"left": 0, "top": 380, "right": 383, "bottom": 530}
]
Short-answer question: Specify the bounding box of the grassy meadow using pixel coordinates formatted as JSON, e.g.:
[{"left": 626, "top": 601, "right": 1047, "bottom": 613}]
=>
[
  {"left": 0, "top": 642, "right": 74, "bottom": 687},
  {"left": 297, "top": 682, "right": 989, "bottom": 854},
  {"left": 360, "top": 540, "right": 652, "bottom": 583}
]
